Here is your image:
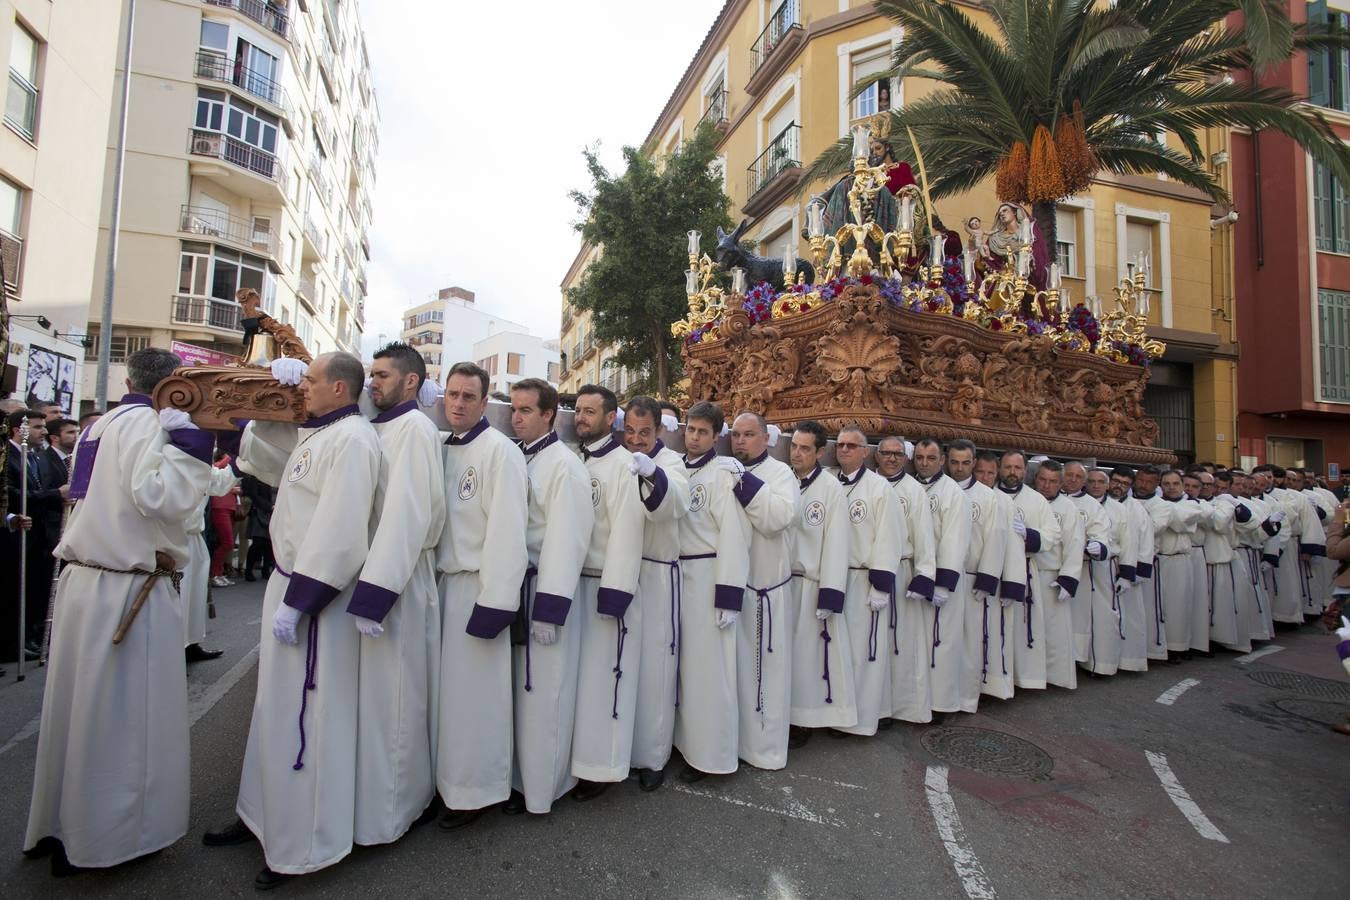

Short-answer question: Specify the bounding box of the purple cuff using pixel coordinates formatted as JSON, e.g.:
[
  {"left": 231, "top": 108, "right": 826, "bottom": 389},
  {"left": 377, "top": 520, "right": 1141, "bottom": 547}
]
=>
[
  {"left": 169, "top": 427, "right": 214, "bottom": 464},
  {"left": 1137, "top": 561, "right": 1154, "bottom": 578},
  {"left": 907, "top": 573, "right": 935, "bottom": 599},
  {"left": 1055, "top": 575, "right": 1079, "bottom": 596},
  {"left": 1315, "top": 505, "right": 1327, "bottom": 521},
  {"left": 596, "top": 587, "right": 634, "bottom": 618},
  {"left": 1088, "top": 542, "right": 1109, "bottom": 561},
  {"left": 283, "top": 571, "right": 341, "bottom": 615},
  {"left": 1262, "top": 554, "right": 1279, "bottom": 567},
  {"left": 1262, "top": 519, "right": 1280, "bottom": 537},
  {"left": 1338, "top": 639, "right": 1350, "bottom": 662},
  {"left": 714, "top": 584, "right": 744, "bottom": 611},
  {"left": 348, "top": 580, "right": 398, "bottom": 622},
  {"left": 640, "top": 466, "right": 668, "bottom": 513},
  {"left": 869, "top": 569, "right": 896, "bottom": 593},
  {"left": 1000, "top": 580, "right": 1026, "bottom": 603},
  {"left": 935, "top": 568, "right": 960, "bottom": 591},
  {"left": 1233, "top": 504, "right": 1252, "bottom": 523},
  {"left": 465, "top": 603, "right": 515, "bottom": 639},
  {"left": 817, "top": 587, "right": 845, "bottom": 614},
  {"left": 732, "top": 472, "right": 764, "bottom": 508},
  {"left": 972, "top": 572, "right": 999, "bottom": 595},
  {"left": 1299, "top": 543, "right": 1326, "bottom": 557},
  {"left": 532, "top": 591, "right": 572, "bottom": 625},
  {"left": 1118, "top": 564, "right": 1137, "bottom": 581},
  {"left": 1024, "top": 528, "right": 1041, "bottom": 554}
]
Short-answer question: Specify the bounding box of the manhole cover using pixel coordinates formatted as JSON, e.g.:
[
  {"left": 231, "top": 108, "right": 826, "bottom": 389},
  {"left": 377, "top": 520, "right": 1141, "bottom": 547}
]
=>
[
  {"left": 920, "top": 726, "right": 1054, "bottom": 780},
  {"left": 1272, "top": 697, "right": 1350, "bottom": 728},
  {"left": 1247, "top": 670, "right": 1350, "bottom": 701}
]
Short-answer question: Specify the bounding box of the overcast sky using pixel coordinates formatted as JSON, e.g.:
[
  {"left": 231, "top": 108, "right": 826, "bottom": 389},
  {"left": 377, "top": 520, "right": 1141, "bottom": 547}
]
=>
[{"left": 359, "top": 0, "right": 728, "bottom": 354}]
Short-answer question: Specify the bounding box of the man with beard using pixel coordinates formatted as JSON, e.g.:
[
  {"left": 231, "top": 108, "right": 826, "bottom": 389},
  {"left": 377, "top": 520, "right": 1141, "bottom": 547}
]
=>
[
  {"left": 998, "top": 451, "right": 1060, "bottom": 691},
  {"left": 1062, "top": 463, "right": 1116, "bottom": 676},
  {"left": 1252, "top": 466, "right": 1299, "bottom": 624},
  {"left": 911, "top": 438, "right": 970, "bottom": 715},
  {"left": 1131, "top": 466, "right": 1167, "bottom": 662},
  {"left": 1107, "top": 467, "right": 1150, "bottom": 671},
  {"left": 1031, "top": 461, "right": 1092, "bottom": 689},
  {"left": 1149, "top": 470, "right": 1204, "bottom": 663}
]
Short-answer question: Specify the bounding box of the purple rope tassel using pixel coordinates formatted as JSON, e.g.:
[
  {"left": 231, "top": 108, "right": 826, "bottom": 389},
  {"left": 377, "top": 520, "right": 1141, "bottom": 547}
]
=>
[
  {"left": 867, "top": 609, "right": 879, "bottom": 663},
  {"left": 522, "top": 568, "right": 536, "bottom": 693},
  {"left": 1153, "top": 559, "right": 1164, "bottom": 646},
  {"left": 611, "top": 616, "right": 627, "bottom": 720},
  {"left": 292, "top": 615, "right": 318, "bottom": 771},
  {"left": 889, "top": 586, "right": 899, "bottom": 656},
  {"left": 1208, "top": 565, "right": 1216, "bottom": 627},
  {"left": 931, "top": 603, "right": 942, "bottom": 669},
  {"left": 981, "top": 598, "right": 989, "bottom": 683},
  {"left": 671, "top": 563, "right": 682, "bottom": 709},
  {"left": 820, "top": 618, "right": 833, "bottom": 704},
  {"left": 1024, "top": 562, "right": 1035, "bottom": 650},
  {"left": 999, "top": 607, "right": 1007, "bottom": 676}
]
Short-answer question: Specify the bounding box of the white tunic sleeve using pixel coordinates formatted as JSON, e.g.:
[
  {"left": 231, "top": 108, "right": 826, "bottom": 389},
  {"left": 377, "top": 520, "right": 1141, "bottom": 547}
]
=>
[
  {"left": 816, "top": 483, "right": 850, "bottom": 612},
  {"left": 640, "top": 448, "right": 689, "bottom": 524},
  {"left": 1054, "top": 500, "right": 1087, "bottom": 595},
  {"left": 531, "top": 451, "right": 593, "bottom": 625},
  {"left": 866, "top": 481, "right": 905, "bottom": 595},
  {"left": 932, "top": 482, "right": 971, "bottom": 594},
  {"left": 709, "top": 469, "right": 753, "bottom": 611},
  {"left": 123, "top": 416, "right": 217, "bottom": 525},
  {"left": 237, "top": 420, "right": 300, "bottom": 487},
  {"left": 463, "top": 440, "right": 530, "bottom": 636},
  {"left": 905, "top": 486, "right": 939, "bottom": 597},
  {"left": 972, "top": 491, "right": 1007, "bottom": 596},
  {"left": 595, "top": 456, "right": 645, "bottom": 617},
  {"left": 735, "top": 464, "right": 796, "bottom": 535}
]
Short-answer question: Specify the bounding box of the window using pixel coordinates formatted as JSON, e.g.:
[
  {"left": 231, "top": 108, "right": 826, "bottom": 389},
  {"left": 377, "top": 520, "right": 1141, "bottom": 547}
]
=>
[
  {"left": 0, "top": 176, "right": 21, "bottom": 235},
  {"left": 279, "top": 305, "right": 290, "bottom": 325},
  {"left": 507, "top": 352, "right": 523, "bottom": 375},
  {"left": 6, "top": 23, "right": 39, "bottom": 140},
  {"left": 237, "top": 39, "right": 280, "bottom": 104},
  {"left": 297, "top": 316, "right": 312, "bottom": 347},
  {"left": 195, "top": 88, "right": 225, "bottom": 131},
  {"left": 1125, "top": 220, "right": 1156, "bottom": 289},
  {"left": 1308, "top": 1, "right": 1350, "bottom": 113},
  {"left": 200, "top": 20, "right": 229, "bottom": 52},
  {"left": 1313, "top": 161, "right": 1350, "bottom": 255},
  {"left": 85, "top": 330, "right": 150, "bottom": 364},
  {"left": 477, "top": 355, "right": 499, "bottom": 375},
  {"left": 178, "top": 241, "right": 267, "bottom": 302},
  {"left": 850, "top": 45, "right": 891, "bottom": 119},
  {"left": 1319, "top": 289, "right": 1350, "bottom": 402},
  {"left": 225, "top": 96, "right": 278, "bottom": 154},
  {"left": 1055, "top": 208, "right": 1077, "bottom": 276}
]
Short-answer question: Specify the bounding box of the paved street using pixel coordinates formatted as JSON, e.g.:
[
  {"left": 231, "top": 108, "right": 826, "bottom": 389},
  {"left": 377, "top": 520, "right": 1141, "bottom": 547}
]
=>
[{"left": 0, "top": 579, "right": 1346, "bottom": 899}]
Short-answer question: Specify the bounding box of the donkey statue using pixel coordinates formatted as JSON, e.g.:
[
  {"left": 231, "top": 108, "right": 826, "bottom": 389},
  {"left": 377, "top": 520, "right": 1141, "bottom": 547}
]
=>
[{"left": 714, "top": 219, "right": 815, "bottom": 290}]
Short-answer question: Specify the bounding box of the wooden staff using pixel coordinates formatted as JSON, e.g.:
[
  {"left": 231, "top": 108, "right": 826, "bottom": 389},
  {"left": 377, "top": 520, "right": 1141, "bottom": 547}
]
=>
[
  {"left": 16, "top": 420, "right": 28, "bottom": 681},
  {"left": 111, "top": 552, "right": 178, "bottom": 645}
]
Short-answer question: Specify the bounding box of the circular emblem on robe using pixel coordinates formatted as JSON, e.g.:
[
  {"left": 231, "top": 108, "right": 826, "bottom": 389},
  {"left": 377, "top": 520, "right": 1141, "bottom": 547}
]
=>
[
  {"left": 929, "top": 496, "right": 940, "bottom": 513},
  {"left": 897, "top": 495, "right": 910, "bottom": 513},
  {"left": 458, "top": 466, "right": 478, "bottom": 501},
  {"left": 689, "top": 482, "right": 708, "bottom": 512},
  {"left": 849, "top": 499, "right": 868, "bottom": 524},
  {"left": 1053, "top": 512, "right": 1064, "bottom": 527},
  {"left": 970, "top": 502, "right": 982, "bottom": 523},
  {"left": 591, "top": 477, "right": 602, "bottom": 508},
  {"left": 287, "top": 449, "right": 312, "bottom": 483},
  {"left": 805, "top": 500, "right": 825, "bottom": 527}
]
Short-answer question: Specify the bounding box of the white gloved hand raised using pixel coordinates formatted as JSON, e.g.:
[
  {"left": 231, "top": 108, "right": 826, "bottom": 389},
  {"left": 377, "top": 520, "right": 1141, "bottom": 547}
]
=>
[
  {"left": 1269, "top": 509, "right": 1287, "bottom": 523},
  {"left": 418, "top": 379, "right": 444, "bottom": 406},
  {"left": 157, "top": 408, "right": 195, "bottom": 432},
  {"left": 354, "top": 616, "right": 384, "bottom": 638},
  {"left": 999, "top": 593, "right": 1015, "bottom": 607},
  {"left": 1057, "top": 586, "right": 1072, "bottom": 602},
  {"left": 766, "top": 424, "right": 782, "bottom": 448},
  {"left": 1115, "top": 577, "right": 1132, "bottom": 594},
  {"left": 1213, "top": 493, "right": 1238, "bottom": 505},
  {"left": 531, "top": 622, "right": 559, "bottom": 646},
  {"left": 1012, "top": 518, "right": 1027, "bottom": 539},
  {"left": 273, "top": 603, "right": 302, "bottom": 645},
  {"left": 629, "top": 452, "right": 657, "bottom": 478},
  {"left": 1334, "top": 616, "right": 1350, "bottom": 643},
  {"left": 661, "top": 413, "right": 679, "bottom": 434},
  {"left": 1085, "top": 540, "right": 1105, "bottom": 559},
  {"left": 717, "top": 457, "right": 746, "bottom": 478},
  {"left": 716, "top": 610, "right": 739, "bottom": 630},
  {"left": 815, "top": 608, "right": 833, "bottom": 621},
  {"left": 932, "top": 588, "right": 950, "bottom": 608},
  {"left": 868, "top": 588, "right": 890, "bottom": 612},
  {"left": 271, "top": 357, "right": 309, "bottom": 386}
]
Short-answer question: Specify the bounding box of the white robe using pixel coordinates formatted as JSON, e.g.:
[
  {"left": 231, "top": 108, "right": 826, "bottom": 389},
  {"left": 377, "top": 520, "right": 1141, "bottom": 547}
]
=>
[
  {"left": 435, "top": 418, "right": 528, "bottom": 811},
  {"left": 1187, "top": 499, "right": 1213, "bottom": 653},
  {"left": 571, "top": 435, "right": 645, "bottom": 783},
  {"left": 1145, "top": 496, "right": 1203, "bottom": 653},
  {"left": 1232, "top": 494, "right": 1274, "bottom": 641},
  {"left": 988, "top": 488, "right": 1026, "bottom": 697},
  {"left": 1202, "top": 496, "right": 1246, "bottom": 652},
  {"left": 631, "top": 440, "right": 690, "bottom": 772},
  {"left": 1066, "top": 492, "right": 1117, "bottom": 675},
  {"left": 1116, "top": 496, "right": 1151, "bottom": 671},
  {"left": 234, "top": 408, "right": 381, "bottom": 874},
  {"left": 350, "top": 402, "right": 445, "bottom": 844},
  {"left": 956, "top": 476, "right": 1011, "bottom": 706},
  {"left": 1002, "top": 485, "right": 1060, "bottom": 690},
  {"left": 921, "top": 474, "right": 972, "bottom": 712},
  {"left": 734, "top": 453, "right": 799, "bottom": 767},
  {"left": 1043, "top": 493, "right": 1087, "bottom": 689},
  {"left": 883, "top": 472, "right": 938, "bottom": 722},
  {"left": 835, "top": 467, "right": 907, "bottom": 734},
  {"left": 183, "top": 465, "right": 239, "bottom": 647},
  {"left": 1307, "top": 487, "right": 1338, "bottom": 611},
  {"left": 1266, "top": 488, "right": 1306, "bottom": 623},
  {"left": 1292, "top": 489, "right": 1329, "bottom": 615},
  {"left": 674, "top": 451, "right": 751, "bottom": 772},
  {"left": 26, "top": 397, "right": 213, "bottom": 868},
  {"left": 513, "top": 434, "right": 592, "bottom": 813}
]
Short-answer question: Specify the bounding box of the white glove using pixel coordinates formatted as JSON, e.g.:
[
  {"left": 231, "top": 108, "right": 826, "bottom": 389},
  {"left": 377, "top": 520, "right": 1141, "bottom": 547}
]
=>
[
  {"left": 272, "top": 603, "right": 302, "bottom": 645},
  {"left": 1057, "top": 587, "right": 1072, "bottom": 602},
  {"left": 1012, "top": 518, "right": 1027, "bottom": 539},
  {"left": 1085, "top": 541, "right": 1105, "bottom": 559},
  {"left": 717, "top": 457, "right": 746, "bottom": 478},
  {"left": 613, "top": 408, "right": 625, "bottom": 431},
  {"left": 1269, "top": 509, "right": 1287, "bottom": 523},
  {"left": 905, "top": 590, "right": 927, "bottom": 603},
  {"left": 932, "top": 588, "right": 950, "bottom": 608},
  {"left": 354, "top": 616, "right": 384, "bottom": 638},
  {"left": 1115, "top": 577, "right": 1132, "bottom": 594},
  {"left": 716, "top": 610, "right": 739, "bottom": 630},
  {"left": 661, "top": 413, "right": 679, "bottom": 434},
  {"left": 629, "top": 452, "right": 657, "bottom": 478},
  {"left": 766, "top": 424, "right": 782, "bottom": 447},
  {"left": 417, "top": 379, "right": 444, "bottom": 406},
  {"left": 999, "top": 593, "right": 1014, "bottom": 607},
  {"left": 720, "top": 423, "right": 731, "bottom": 437},
  {"left": 1213, "top": 493, "right": 1238, "bottom": 505},
  {"left": 157, "top": 408, "right": 195, "bottom": 432},
  {"left": 271, "top": 357, "right": 308, "bottom": 386},
  {"left": 972, "top": 590, "right": 989, "bottom": 603},
  {"left": 531, "top": 622, "right": 559, "bottom": 646},
  {"left": 868, "top": 588, "right": 890, "bottom": 611},
  {"left": 815, "top": 608, "right": 832, "bottom": 621},
  {"left": 1260, "top": 560, "right": 1274, "bottom": 574}
]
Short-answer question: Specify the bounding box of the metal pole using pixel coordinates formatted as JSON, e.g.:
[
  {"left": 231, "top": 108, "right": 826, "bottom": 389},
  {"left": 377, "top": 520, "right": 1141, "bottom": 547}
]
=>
[
  {"left": 16, "top": 420, "right": 29, "bottom": 681},
  {"left": 95, "top": 0, "right": 136, "bottom": 411}
]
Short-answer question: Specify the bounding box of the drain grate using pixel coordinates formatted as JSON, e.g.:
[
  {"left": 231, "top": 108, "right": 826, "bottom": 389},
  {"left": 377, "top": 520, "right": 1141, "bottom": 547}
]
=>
[
  {"left": 920, "top": 726, "right": 1054, "bottom": 780},
  {"left": 1272, "top": 697, "right": 1350, "bottom": 728},
  {"left": 1247, "top": 670, "right": 1350, "bottom": 701}
]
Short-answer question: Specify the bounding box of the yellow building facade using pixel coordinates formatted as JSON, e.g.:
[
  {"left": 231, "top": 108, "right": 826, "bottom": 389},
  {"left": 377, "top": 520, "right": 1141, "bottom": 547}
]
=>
[{"left": 560, "top": 0, "right": 1236, "bottom": 464}]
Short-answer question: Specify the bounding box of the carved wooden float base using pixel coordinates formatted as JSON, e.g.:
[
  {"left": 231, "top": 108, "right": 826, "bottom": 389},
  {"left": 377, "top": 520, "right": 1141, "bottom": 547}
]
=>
[
  {"left": 683, "top": 282, "right": 1176, "bottom": 466},
  {"left": 152, "top": 365, "right": 305, "bottom": 430}
]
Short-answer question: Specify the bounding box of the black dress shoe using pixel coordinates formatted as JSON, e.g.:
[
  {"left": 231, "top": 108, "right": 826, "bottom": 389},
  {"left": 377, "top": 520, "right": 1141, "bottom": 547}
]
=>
[
  {"left": 185, "top": 644, "right": 225, "bottom": 663},
  {"left": 1196, "top": 649, "right": 1215, "bottom": 658},
  {"left": 203, "top": 817, "right": 257, "bottom": 847},
  {"left": 878, "top": 717, "right": 897, "bottom": 729},
  {"left": 502, "top": 790, "right": 527, "bottom": 815},
  {"left": 255, "top": 867, "right": 291, "bottom": 891},
  {"left": 788, "top": 726, "right": 811, "bottom": 749},
  {"left": 50, "top": 844, "right": 90, "bottom": 878},
  {"left": 23, "top": 836, "right": 61, "bottom": 860},
  {"left": 244, "top": 573, "right": 257, "bottom": 582},
  {"left": 412, "top": 801, "right": 440, "bottom": 829},
  {"left": 638, "top": 768, "right": 664, "bottom": 792},
  {"left": 438, "top": 806, "right": 486, "bottom": 830},
  {"left": 677, "top": 765, "right": 706, "bottom": 784},
  {"left": 571, "top": 779, "right": 611, "bottom": 801}
]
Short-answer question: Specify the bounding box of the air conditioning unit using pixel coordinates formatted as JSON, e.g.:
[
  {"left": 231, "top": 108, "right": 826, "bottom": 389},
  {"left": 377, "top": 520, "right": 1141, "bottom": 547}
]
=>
[{"left": 193, "top": 136, "right": 219, "bottom": 155}]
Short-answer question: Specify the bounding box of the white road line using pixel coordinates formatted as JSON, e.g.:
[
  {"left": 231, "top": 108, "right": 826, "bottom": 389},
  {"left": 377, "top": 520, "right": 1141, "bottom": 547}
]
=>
[
  {"left": 925, "top": 765, "right": 998, "bottom": 900},
  {"left": 672, "top": 783, "right": 845, "bottom": 828},
  {"left": 774, "top": 771, "right": 866, "bottom": 790},
  {"left": 1155, "top": 678, "right": 1200, "bottom": 706},
  {"left": 1145, "top": 751, "right": 1229, "bottom": 843},
  {"left": 1233, "top": 645, "right": 1283, "bottom": 664},
  {"left": 0, "top": 714, "right": 41, "bottom": 758},
  {"left": 189, "top": 644, "right": 259, "bottom": 726}
]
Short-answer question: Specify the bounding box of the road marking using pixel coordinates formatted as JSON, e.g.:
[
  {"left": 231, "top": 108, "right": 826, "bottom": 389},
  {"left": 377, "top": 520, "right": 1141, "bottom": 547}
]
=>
[
  {"left": 189, "top": 644, "right": 259, "bottom": 726},
  {"left": 925, "top": 765, "right": 998, "bottom": 900},
  {"left": 1155, "top": 678, "right": 1200, "bottom": 706},
  {"left": 1233, "top": 645, "right": 1282, "bottom": 664},
  {"left": 0, "top": 714, "right": 41, "bottom": 758},
  {"left": 672, "top": 783, "right": 845, "bottom": 828},
  {"left": 774, "top": 771, "right": 866, "bottom": 790},
  {"left": 1145, "top": 751, "right": 1229, "bottom": 843}
]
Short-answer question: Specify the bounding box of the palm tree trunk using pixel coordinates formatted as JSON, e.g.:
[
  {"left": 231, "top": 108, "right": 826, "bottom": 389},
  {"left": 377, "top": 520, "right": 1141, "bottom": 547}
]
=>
[
  {"left": 653, "top": 327, "right": 669, "bottom": 399},
  {"left": 1032, "top": 200, "right": 1057, "bottom": 270}
]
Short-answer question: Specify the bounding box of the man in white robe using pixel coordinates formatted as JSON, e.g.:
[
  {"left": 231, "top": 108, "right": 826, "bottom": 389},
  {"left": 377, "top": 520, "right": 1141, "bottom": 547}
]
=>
[
  {"left": 1228, "top": 472, "right": 1275, "bottom": 640},
  {"left": 624, "top": 396, "right": 690, "bottom": 792},
  {"left": 727, "top": 412, "right": 799, "bottom": 766},
  {"left": 25, "top": 348, "right": 214, "bottom": 875},
  {"left": 1147, "top": 470, "right": 1204, "bottom": 663},
  {"left": 912, "top": 438, "right": 972, "bottom": 714},
  {"left": 206, "top": 352, "right": 381, "bottom": 888},
  {"left": 1033, "top": 461, "right": 1092, "bottom": 689},
  {"left": 1205, "top": 472, "right": 1251, "bottom": 652},
  {"left": 998, "top": 451, "right": 1060, "bottom": 691},
  {"left": 1302, "top": 467, "right": 1339, "bottom": 610},
  {"left": 832, "top": 426, "right": 905, "bottom": 735},
  {"left": 433, "top": 361, "right": 528, "bottom": 828},
  {"left": 1257, "top": 465, "right": 1306, "bottom": 623},
  {"left": 1286, "top": 468, "right": 1330, "bottom": 615},
  {"left": 183, "top": 464, "right": 238, "bottom": 659},
  {"left": 1106, "top": 468, "right": 1149, "bottom": 672},
  {"left": 570, "top": 384, "right": 645, "bottom": 799},
  {"left": 674, "top": 402, "right": 751, "bottom": 778},
  {"left": 1181, "top": 472, "right": 1215, "bottom": 655},
  {"left": 1066, "top": 464, "right": 1121, "bottom": 676},
  {"left": 506, "top": 378, "right": 592, "bottom": 814}
]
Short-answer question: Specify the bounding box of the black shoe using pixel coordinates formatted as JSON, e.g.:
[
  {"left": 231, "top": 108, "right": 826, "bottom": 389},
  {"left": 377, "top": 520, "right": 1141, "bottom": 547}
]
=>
[
  {"left": 1196, "top": 649, "right": 1215, "bottom": 658},
  {"left": 638, "top": 768, "right": 664, "bottom": 792},
  {"left": 571, "top": 780, "right": 611, "bottom": 801},
  {"left": 23, "top": 836, "right": 61, "bottom": 860},
  {"left": 244, "top": 573, "right": 257, "bottom": 582},
  {"left": 828, "top": 728, "right": 852, "bottom": 739},
  {"left": 411, "top": 801, "right": 440, "bottom": 829},
  {"left": 878, "top": 717, "right": 896, "bottom": 730},
  {"left": 788, "top": 726, "right": 811, "bottom": 749},
  {"left": 50, "top": 844, "right": 90, "bottom": 878},
  {"left": 438, "top": 806, "right": 486, "bottom": 830},
  {"left": 185, "top": 644, "right": 225, "bottom": 663},
  {"left": 1166, "top": 653, "right": 1182, "bottom": 665},
  {"left": 502, "top": 790, "right": 526, "bottom": 815},
  {"left": 203, "top": 818, "right": 256, "bottom": 847},
  {"left": 677, "top": 765, "right": 706, "bottom": 784},
  {"left": 254, "top": 867, "right": 291, "bottom": 891}
]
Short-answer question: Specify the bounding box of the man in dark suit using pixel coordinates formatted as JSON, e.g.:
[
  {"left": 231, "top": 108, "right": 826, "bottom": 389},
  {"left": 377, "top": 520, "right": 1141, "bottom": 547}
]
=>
[
  {"left": 3, "top": 409, "right": 65, "bottom": 661},
  {"left": 40, "top": 418, "right": 75, "bottom": 540}
]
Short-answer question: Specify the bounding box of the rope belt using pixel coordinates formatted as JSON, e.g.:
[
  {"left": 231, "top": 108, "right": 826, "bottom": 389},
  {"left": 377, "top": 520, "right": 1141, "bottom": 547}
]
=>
[
  {"left": 748, "top": 575, "right": 791, "bottom": 714},
  {"left": 67, "top": 558, "right": 183, "bottom": 594},
  {"left": 1152, "top": 555, "right": 1165, "bottom": 646},
  {"left": 520, "top": 566, "right": 538, "bottom": 693},
  {"left": 644, "top": 556, "right": 682, "bottom": 708}
]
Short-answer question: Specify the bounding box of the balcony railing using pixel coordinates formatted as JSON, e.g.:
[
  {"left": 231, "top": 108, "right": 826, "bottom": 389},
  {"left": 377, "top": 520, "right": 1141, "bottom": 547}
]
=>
[
  {"left": 748, "top": 123, "right": 801, "bottom": 198},
  {"left": 0, "top": 228, "right": 22, "bottom": 300},
  {"left": 697, "top": 89, "right": 729, "bottom": 130},
  {"left": 317, "top": 28, "right": 339, "bottom": 100},
  {"left": 303, "top": 215, "right": 326, "bottom": 258},
  {"left": 297, "top": 271, "right": 317, "bottom": 312},
  {"left": 751, "top": 0, "right": 801, "bottom": 77},
  {"left": 194, "top": 51, "right": 290, "bottom": 117},
  {"left": 204, "top": 0, "right": 290, "bottom": 41},
  {"left": 179, "top": 205, "right": 279, "bottom": 258},
  {"left": 189, "top": 129, "right": 285, "bottom": 188},
  {"left": 172, "top": 294, "right": 243, "bottom": 332}
]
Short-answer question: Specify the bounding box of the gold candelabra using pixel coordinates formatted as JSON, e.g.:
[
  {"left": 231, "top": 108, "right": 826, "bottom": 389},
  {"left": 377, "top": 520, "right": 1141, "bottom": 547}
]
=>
[{"left": 1091, "top": 269, "right": 1166, "bottom": 362}]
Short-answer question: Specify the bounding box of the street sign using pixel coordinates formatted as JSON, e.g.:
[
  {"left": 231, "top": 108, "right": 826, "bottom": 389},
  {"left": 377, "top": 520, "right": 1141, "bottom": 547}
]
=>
[{"left": 171, "top": 341, "right": 239, "bottom": 368}]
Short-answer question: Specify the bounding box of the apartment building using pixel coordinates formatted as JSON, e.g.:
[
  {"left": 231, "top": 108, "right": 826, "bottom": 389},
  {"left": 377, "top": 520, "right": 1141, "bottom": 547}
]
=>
[{"left": 400, "top": 285, "right": 539, "bottom": 388}]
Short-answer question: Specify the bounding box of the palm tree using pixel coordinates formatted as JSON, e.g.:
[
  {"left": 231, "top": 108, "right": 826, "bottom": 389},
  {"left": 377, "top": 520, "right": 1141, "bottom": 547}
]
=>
[{"left": 801, "top": 0, "right": 1350, "bottom": 258}]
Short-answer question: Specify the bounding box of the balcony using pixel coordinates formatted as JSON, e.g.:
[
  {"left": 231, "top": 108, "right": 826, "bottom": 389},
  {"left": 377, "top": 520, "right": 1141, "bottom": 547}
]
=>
[
  {"left": 302, "top": 214, "right": 326, "bottom": 260},
  {"left": 296, "top": 271, "right": 318, "bottom": 314},
  {"left": 179, "top": 205, "right": 279, "bottom": 259},
  {"left": 204, "top": 0, "right": 290, "bottom": 42},
  {"left": 188, "top": 129, "right": 286, "bottom": 201},
  {"left": 317, "top": 29, "right": 340, "bottom": 101},
  {"left": 697, "top": 88, "right": 730, "bottom": 136},
  {"left": 172, "top": 294, "right": 243, "bottom": 333},
  {"left": 0, "top": 228, "right": 22, "bottom": 300},
  {"left": 744, "top": 123, "right": 802, "bottom": 219},
  {"left": 561, "top": 307, "right": 573, "bottom": 332},
  {"left": 308, "top": 159, "right": 333, "bottom": 209},
  {"left": 746, "top": 0, "right": 804, "bottom": 96},
  {"left": 193, "top": 51, "right": 291, "bottom": 129}
]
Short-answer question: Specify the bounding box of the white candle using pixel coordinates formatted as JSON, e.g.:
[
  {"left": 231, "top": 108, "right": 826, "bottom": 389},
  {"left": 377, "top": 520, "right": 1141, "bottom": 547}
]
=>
[
  {"left": 1090, "top": 294, "right": 1100, "bottom": 317},
  {"left": 851, "top": 124, "right": 871, "bottom": 160},
  {"left": 685, "top": 268, "right": 700, "bottom": 295},
  {"left": 687, "top": 230, "right": 700, "bottom": 258},
  {"left": 731, "top": 266, "right": 746, "bottom": 295},
  {"left": 1061, "top": 286, "right": 1070, "bottom": 308},
  {"left": 783, "top": 242, "right": 795, "bottom": 280},
  {"left": 1020, "top": 217, "right": 1033, "bottom": 244},
  {"left": 962, "top": 249, "right": 975, "bottom": 283},
  {"left": 807, "top": 202, "right": 823, "bottom": 239},
  {"left": 900, "top": 196, "right": 914, "bottom": 232},
  {"left": 931, "top": 234, "right": 946, "bottom": 271},
  {"left": 1018, "top": 248, "right": 1030, "bottom": 277},
  {"left": 1048, "top": 261, "right": 1061, "bottom": 289}
]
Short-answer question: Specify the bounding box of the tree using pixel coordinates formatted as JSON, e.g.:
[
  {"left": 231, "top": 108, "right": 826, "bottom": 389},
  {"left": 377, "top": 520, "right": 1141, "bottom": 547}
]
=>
[
  {"left": 568, "top": 123, "right": 731, "bottom": 399},
  {"left": 801, "top": 0, "right": 1350, "bottom": 257}
]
